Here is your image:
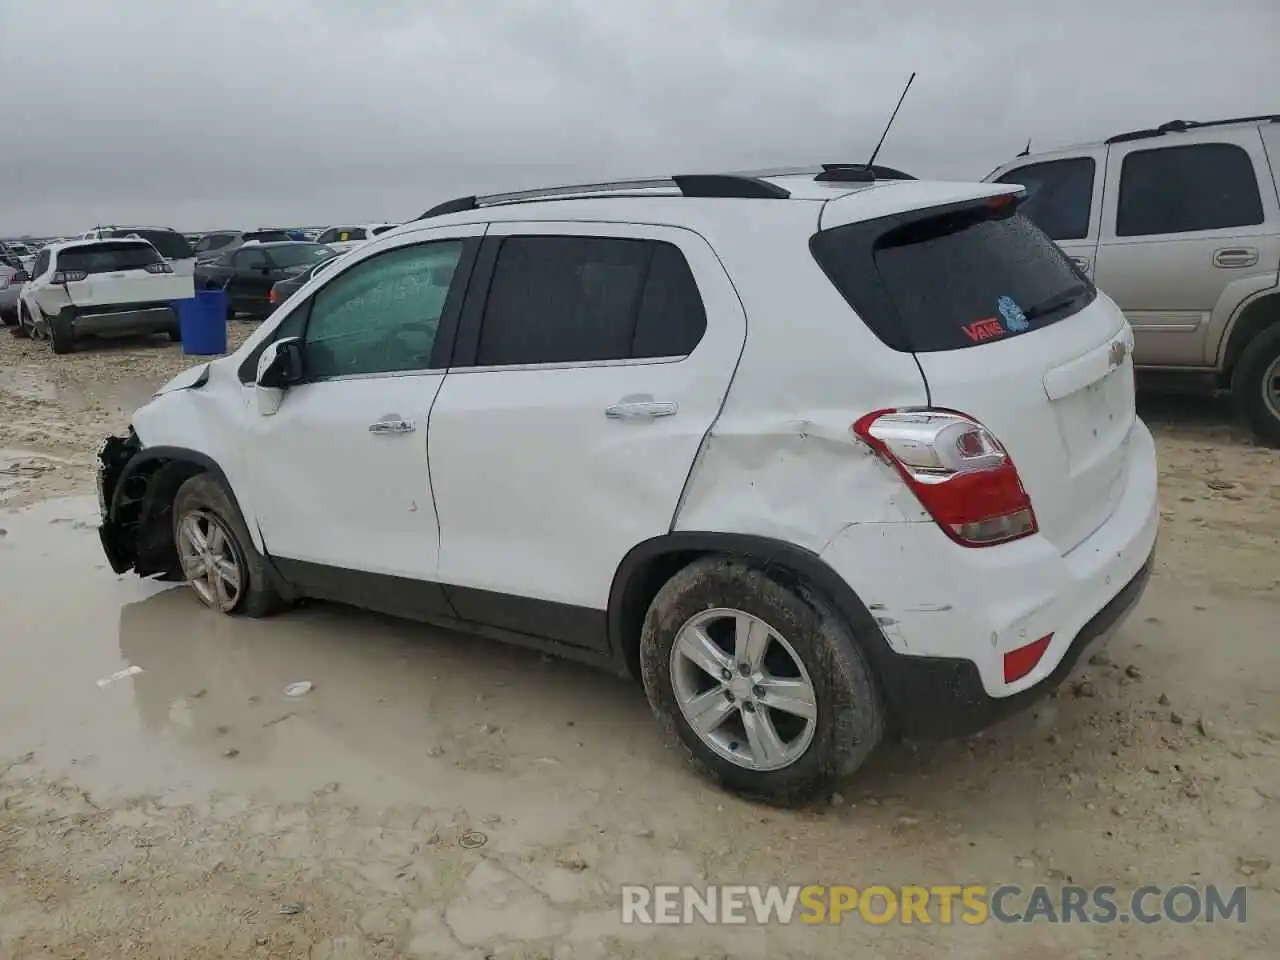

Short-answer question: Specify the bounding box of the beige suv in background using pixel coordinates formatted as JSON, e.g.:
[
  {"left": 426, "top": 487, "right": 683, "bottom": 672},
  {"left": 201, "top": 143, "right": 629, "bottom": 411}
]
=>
[{"left": 986, "top": 115, "right": 1280, "bottom": 445}]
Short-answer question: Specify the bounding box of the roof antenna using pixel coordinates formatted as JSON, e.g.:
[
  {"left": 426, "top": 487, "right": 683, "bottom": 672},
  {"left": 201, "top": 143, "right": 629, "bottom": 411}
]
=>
[
  {"left": 1018, "top": 138, "right": 1032, "bottom": 157},
  {"left": 865, "top": 71, "right": 916, "bottom": 169}
]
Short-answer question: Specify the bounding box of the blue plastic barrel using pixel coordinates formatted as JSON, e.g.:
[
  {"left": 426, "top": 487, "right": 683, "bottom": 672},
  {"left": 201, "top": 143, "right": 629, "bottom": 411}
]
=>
[{"left": 176, "top": 289, "right": 229, "bottom": 356}]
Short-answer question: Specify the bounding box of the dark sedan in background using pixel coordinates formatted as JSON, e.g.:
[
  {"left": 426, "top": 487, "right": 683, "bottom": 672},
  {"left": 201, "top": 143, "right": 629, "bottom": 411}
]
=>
[
  {"left": 194, "top": 242, "right": 335, "bottom": 320},
  {"left": 267, "top": 252, "right": 341, "bottom": 313}
]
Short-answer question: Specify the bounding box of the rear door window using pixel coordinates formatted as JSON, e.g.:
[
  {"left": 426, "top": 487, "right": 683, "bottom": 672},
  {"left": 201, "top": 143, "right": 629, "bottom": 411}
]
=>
[
  {"left": 474, "top": 236, "right": 706, "bottom": 366},
  {"left": 996, "top": 158, "right": 1095, "bottom": 240},
  {"left": 57, "top": 242, "right": 162, "bottom": 274},
  {"left": 1116, "top": 142, "right": 1264, "bottom": 236},
  {"left": 811, "top": 200, "right": 1095, "bottom": 352}
]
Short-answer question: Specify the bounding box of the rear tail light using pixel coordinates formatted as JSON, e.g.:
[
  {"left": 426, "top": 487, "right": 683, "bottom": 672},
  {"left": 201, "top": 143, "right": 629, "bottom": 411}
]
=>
[
  {"left": 852, "top": 409, "right": 1037, "bottom": 547},
  {"left": 268, "top": 288, "right": 279, "bottom": 304},
  {"left": 145, "top": 262, "right": 174, "bottom": 274},
  {"left": 51, "top": 270, "right": 88, "bottom": 283}
]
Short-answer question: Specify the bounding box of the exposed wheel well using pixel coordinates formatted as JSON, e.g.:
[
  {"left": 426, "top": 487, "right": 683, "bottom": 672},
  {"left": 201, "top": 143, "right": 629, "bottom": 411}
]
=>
[
  {"left": 1221, "top": 292, "right": 1280, "bottom": 384},
  {"left": 613, "top": 548, "right": 705, "bottom": 679},
  {"left": 111, "top": 457, "right": 208, "bottom": 578}
]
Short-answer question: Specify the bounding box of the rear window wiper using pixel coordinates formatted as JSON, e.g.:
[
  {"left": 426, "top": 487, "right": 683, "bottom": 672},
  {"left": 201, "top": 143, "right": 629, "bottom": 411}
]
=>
[{"left": 1022, "top": 282, "right": 1092, "bottom": 321}]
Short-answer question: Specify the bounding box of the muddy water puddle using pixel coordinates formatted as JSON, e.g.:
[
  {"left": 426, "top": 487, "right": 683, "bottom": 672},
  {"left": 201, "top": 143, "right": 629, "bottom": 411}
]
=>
[{"left": 1, "top": 497, "right": 1278, "bottom": 958}]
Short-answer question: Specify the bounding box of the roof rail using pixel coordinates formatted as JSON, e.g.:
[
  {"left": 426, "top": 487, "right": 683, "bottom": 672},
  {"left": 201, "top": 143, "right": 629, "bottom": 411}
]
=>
[
  {"left": 1106, "top": 113, "right": 1280, "bottom": 145},
  {"left": 417, "top": 173, "right": 790, "bottom": 220}
]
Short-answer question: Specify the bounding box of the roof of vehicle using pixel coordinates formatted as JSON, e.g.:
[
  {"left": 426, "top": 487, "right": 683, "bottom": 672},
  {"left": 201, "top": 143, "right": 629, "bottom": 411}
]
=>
[
  {"left": 396, "top": 168, "right": 1013, "bottom": 238},
  {"left": 1008, "top": 113, "right": 1280, "bottom": 160},
  {"left": 222, "top": 240, "right": 329, "bottom": 252}
]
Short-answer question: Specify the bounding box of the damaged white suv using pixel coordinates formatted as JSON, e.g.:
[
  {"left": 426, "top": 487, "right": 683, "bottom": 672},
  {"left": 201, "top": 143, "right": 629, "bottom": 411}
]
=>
[{"left": 96, "top": 167, "right": 1159, "bottom": 801}]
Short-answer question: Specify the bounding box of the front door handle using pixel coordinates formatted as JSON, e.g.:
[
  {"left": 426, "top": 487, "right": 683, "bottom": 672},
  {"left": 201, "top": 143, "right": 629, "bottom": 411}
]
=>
[
  {"left": 605, "top": 395, "right": 679, "bottom": 421},
  {"left": 1214, "top": 248, "right": 1259, "bottom": 268},
  {"left": 368, "top": 417, "right": 416, "bottom": 435}
]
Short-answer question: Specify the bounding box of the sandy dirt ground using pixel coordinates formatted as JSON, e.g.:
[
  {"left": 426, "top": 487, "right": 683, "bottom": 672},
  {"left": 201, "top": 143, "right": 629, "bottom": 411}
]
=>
[{"left": 0, "top": 326, "right": 1278, "bottom": 959}]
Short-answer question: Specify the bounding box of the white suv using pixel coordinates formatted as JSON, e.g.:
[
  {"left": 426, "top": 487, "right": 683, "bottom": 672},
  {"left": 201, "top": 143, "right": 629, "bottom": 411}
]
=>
[
  {"left": 19, "top": 238, "right": 194, "bottom": 352},
  {"left": 95, "top": 168, "right": 1159, "bottom": 801}
]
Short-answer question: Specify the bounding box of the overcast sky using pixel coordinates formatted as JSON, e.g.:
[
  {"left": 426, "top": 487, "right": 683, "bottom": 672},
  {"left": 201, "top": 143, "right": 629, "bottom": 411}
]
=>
[{"left": 1, "top": 0, "right": 1277, "bottom": 235}]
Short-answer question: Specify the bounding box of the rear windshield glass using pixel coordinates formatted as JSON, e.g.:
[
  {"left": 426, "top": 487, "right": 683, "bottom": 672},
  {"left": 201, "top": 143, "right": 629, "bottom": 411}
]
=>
[
  {"left": 811, "top": 200, "right": 1094, "bottom": 352},
  {"left": 269, "top": 244, "right": 336, "bottom": 268},
  {"left": 109, "top": 229, "right": 193, "bottom": 260},
  {"left": 247, "top": 230, "right": 292, "bottom": 243},
  {"left": 58, "top": 242, "right": 162, "bottom": 274}
]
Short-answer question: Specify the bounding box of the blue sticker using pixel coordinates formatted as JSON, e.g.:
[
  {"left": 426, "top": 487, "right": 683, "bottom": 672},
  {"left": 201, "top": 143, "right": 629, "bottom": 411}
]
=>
[{"left": 997, "top": 296, "right": 1028, "bottom": 332}]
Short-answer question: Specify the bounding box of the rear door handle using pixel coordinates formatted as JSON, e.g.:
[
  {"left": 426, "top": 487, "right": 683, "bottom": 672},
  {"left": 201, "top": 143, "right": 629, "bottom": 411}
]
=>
[
  {"left": 605, "top": 395, "right": 679, "bottom": 421},
  {"left": 368, "top": 416, "right": 416, "bottom": 435},
  {"left": 1214, "top": 248, "right": 1259, "bottom": 268}
]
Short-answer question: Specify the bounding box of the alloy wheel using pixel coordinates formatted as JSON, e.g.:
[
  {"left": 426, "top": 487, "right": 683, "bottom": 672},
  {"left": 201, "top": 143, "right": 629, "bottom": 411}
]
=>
[
  {"left": 177, "top": 510, "right": 243, "bottom": 612},
  {"left": 669, "top": 607, "right": 818, "bottom": 771}
]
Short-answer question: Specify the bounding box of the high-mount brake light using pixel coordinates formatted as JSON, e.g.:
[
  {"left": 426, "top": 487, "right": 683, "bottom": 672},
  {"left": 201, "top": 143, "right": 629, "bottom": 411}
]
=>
[{"left": 852, "top": 409, "right": 1038, "bottom": 547}]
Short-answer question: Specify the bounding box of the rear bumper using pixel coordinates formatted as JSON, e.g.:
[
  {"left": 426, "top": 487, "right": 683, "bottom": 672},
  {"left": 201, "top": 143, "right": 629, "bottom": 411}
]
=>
[
  {"left": 821, "top": 418, "right": 1160, "bottom": 737},
  {"left": 60, "top": 302, "right": 177, "bottom": 336}
]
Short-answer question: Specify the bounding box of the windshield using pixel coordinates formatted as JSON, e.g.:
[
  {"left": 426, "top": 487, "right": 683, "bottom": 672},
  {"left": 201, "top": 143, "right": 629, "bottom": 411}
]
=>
[
  {"left": 270, "top": 244, "right": 337, "bottom": 268},
  {"left": 109, "top": 229, "right": 193, "bottom": 260},
  {"left": 58, "top": 242, "right": 162, "bottom": 274}
]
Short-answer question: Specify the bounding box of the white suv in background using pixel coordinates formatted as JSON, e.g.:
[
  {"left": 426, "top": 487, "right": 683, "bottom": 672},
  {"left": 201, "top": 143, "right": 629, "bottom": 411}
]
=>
[
  {"left": 95, "top": 167, "right": 1158, "bottom": 801},
  {"left": 19, "top": 238, "right": 194, "bottom": 352}
]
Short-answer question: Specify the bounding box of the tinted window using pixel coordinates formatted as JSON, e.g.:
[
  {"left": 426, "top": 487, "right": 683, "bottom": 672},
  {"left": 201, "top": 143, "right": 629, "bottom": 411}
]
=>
[
  {"left": 33, "top": 250, "right": 50, "bottom": 276},
  {"left": 267, "top": 244, "right": 336, "bottom": 269},
  {"left": 996, "top": 158, "right": 1095, "bottom": 240},
  {"left": 303, "top": 241, "right": 463, "bottom": 379},
  {"left": 109, "top": 229, "right": 192, "bottom": 260},
  {"left": 317, "top": 227, "right": 364, "bottom": 243},
  {"left": 475, "top": 237, "right": 706, "bottom": 366},
  {"left": 234, "top": 249, "right": 269, "bottom": 269},
  {"left": 371, "top": 225, "right": 396, "bottom": 236},
  {"left": 57, "top": 242, "right": 162, "bottom": 274},
  {"left": 1117, "top": 143, "right": 1264, "bottom": 237},
  {"left": 246, "top": 230, "right": 292, "bottom": 243},
  {"left": 195, "top": 233, "right": 234, "bottom": 252},
  {"left": 811, "top": 201, "right": 1094, "bottom": 352}
]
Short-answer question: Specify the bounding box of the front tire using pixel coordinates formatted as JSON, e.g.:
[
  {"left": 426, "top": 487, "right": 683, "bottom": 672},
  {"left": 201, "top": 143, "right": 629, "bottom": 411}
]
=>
[
  {"left": 172, "top": 474, "right": 286, "bottom": 618},
  {"left": 1232, "top": 323, "right": 1280, "bottom": 447},
  {"left": 640, "top": 557, "right": 883, "bottom": 804}
]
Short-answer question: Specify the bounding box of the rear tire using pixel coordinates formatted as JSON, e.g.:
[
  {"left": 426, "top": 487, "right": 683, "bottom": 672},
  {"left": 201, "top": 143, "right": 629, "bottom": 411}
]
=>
[
  {"left": 10, "top": 306, "right": 30, "bottom": 338},
  {"left": 640, "top": 556, "right": 883, "bottom": 805},
  {"left": 1, "top": 309, "right": 15, "bottom": 328},
  {"left": 168, "top": 327, "right": 182, "bottom": 343},
  {"left": 1232, "top": 323, "right": 1280, "bottom": 447},
  {"left": 172, "top": 473, "right": 287, "bottom": 618}
]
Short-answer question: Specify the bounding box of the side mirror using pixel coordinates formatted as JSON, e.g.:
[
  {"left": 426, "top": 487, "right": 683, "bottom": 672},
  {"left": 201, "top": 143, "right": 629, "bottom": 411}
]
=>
[{"left": 255, "top": 337, "right": 304, "bottom": 415}]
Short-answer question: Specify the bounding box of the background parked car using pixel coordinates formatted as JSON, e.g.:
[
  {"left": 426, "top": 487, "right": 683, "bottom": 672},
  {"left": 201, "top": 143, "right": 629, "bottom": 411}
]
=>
[
  {"left": 314, "top": 223, "right": 398, "bottom": 253},
  {"left": 195, "top": 241, "right": 336, "bottom": 320},
  {"left": 192, "top": 229, "right": 295, "bottom": 264},
  {"left": 986, "top": 114, "right": 1280, "bottom": 444},
  {"left": 0, "top": 240, "right": 36, "bottom": 270},
  {"left": 82, "top": 226, "right": 197, "bottom": 277},
  {"left": 17, "top": 238, "right": 192, "bottom": 352},
  {"left": 267, "top": 252, "right": 341, "bottom": 312},
  {"left": 1, "top": 258, "right": 28, "bottom": 325}
]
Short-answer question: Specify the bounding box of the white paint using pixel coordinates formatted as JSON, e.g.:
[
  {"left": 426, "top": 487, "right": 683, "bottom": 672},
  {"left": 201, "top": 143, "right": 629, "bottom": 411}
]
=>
[{"left": 96, "top": 664, "right": 143, "bottom": 687}]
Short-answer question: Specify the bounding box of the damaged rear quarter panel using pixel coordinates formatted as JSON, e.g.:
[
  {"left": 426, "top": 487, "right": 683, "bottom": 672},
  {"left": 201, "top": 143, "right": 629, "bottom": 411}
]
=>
[{"left": 671, "top": 219, "right": 932, "bottom": 554}]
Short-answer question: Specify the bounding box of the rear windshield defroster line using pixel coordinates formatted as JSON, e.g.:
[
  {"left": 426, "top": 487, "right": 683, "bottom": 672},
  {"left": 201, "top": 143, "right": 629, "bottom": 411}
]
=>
[{"left": 809, "top": 197, "right": 1096, "bottom": 353}]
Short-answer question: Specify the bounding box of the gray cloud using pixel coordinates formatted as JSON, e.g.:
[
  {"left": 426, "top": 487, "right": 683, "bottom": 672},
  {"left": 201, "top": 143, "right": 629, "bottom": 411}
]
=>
[{"left": 1, "top": 0, "right": 1276, "bottom": 234}]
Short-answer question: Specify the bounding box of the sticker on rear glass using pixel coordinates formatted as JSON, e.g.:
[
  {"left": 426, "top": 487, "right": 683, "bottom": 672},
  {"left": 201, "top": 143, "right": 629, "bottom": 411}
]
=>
[
  {"left": 962, "top": 317, "right": 1005, "bottom": 343},
  {"left": 997, "top": 295, "right": 1029, "bottom": 332}
]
